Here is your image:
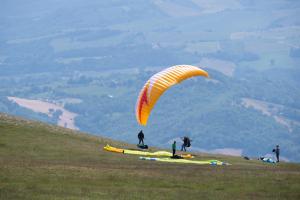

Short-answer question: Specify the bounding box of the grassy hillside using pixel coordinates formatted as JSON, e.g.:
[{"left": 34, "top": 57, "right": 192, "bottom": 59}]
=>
[{"left": 0, "top": 113, "right": 300, "bottom": 200}]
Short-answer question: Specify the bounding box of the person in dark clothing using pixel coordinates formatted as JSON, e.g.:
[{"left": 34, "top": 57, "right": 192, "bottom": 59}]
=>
[
  {"left": 273, "top": 145, "right": 280, "bottom": 162},
  {"left": 181, "top": 137, "right": 187, "bottom": 151},
  {"left": 181, "top": 136, "right": 190, "bottom": 152},
  {"left": 172, "top": 141, "right": 176, "bottom": 157},
  {"left": 138, "top": 130, "right": 144, "bottom": 145}
]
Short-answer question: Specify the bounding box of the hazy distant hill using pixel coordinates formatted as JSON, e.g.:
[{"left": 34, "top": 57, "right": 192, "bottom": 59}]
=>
[
  {"left": 0, "top": 0, "right": 299, "bottom": 161},
  {"left": 1, "top": 0, "right": 299, "bottom": 73}
]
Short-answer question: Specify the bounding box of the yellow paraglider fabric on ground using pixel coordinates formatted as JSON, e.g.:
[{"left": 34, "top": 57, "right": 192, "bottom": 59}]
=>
[
  {"left": 136, "top": 65, "right": 209, "bottom": 126},
  {"left": 124, "top": 149, "right": 172, "bottom": 156},
  {"left": 139, "top": 157, "right": 229, "bottom": 166},
  {"left": 124, "top": 149, "right": 194, "bottom": 158},
  {"left": 103, "top": 144, "right": 124, "bottom": 153},
  {"left": 104, "top": 145, "right": 194, "bottom": 158},
  {"left": 104, "top": 145, "right": 229, "bottom": 165}
]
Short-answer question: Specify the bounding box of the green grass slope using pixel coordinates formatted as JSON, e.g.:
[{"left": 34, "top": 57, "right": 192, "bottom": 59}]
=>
[{"left": 0, "top": 113, "right": 300, "bottom": 200}]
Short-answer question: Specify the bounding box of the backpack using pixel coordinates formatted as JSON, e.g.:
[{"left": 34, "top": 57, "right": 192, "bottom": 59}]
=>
[
  {"left": 137, "top": 144, "right": 148, "bottom": 149},
  {"left": 186, "top": 138, "right": 191, "bottom": 147}
]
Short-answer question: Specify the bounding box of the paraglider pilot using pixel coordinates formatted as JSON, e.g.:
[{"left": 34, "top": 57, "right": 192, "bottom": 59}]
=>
[
  {"left": 138, "top": 130, "right": 144, "bottom": 145},
  {"left": 172, "top": 141, "right": 176, "bottom": 157},
  {"left": 181, "top": 136, "right": 191, "bottom": 152},
  {"left": 272, "top": 145, "right": 280, "bottom": 163}
]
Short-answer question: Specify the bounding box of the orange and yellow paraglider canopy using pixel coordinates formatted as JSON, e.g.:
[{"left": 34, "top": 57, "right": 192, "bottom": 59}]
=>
[{"left": 135, "top": 65, "right": 209, "bottom": 126}]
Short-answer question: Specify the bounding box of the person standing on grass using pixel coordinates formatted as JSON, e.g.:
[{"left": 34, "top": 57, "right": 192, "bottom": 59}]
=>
[
  {"left": 172, "top": 141, "right": 176, "bottom": 157},
  {"left": 181, "top": 136, "right": 191, "bottom": 152},
  {"left": 273, "top": 145, "right": 280, "bottom": 163},
  {"left": 138, "top": 130, "right": 144, "bottom": 145}
]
